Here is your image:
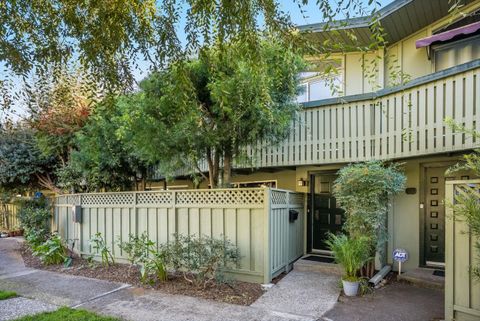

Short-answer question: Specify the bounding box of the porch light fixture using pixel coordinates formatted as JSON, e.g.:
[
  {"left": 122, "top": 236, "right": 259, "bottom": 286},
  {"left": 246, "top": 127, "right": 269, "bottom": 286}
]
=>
[{"left": 297, "top": 178, "right": 307, "bottom": 186}]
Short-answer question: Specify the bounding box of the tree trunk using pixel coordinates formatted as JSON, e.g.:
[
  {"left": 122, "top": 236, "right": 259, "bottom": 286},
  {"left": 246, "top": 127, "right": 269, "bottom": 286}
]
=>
[
  {"left": 35, "top": 173, "right": 62, "bottom": 194},
  {"left": 223, "top": 148, "right": 233, "bottom": 188},
  {"left": 206, "top": 148, "right": 219, "bottom": 188}
]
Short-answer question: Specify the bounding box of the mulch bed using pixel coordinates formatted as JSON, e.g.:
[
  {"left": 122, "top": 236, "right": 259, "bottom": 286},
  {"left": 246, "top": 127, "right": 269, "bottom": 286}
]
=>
[{"left": 20, "top": 244, "right": 264, "bottom": 306}]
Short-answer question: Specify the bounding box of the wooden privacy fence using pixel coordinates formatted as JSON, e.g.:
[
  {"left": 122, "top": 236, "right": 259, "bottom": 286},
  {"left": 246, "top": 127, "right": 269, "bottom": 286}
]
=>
[
  {"left": 54, "top": 188, "right": 305, "bottom": 283},
  {"left": 0, "top": 203, "right": 19, "bottom": 230},
  {"left": 445, "top": 180, "right": 480, "bottom": 321}
]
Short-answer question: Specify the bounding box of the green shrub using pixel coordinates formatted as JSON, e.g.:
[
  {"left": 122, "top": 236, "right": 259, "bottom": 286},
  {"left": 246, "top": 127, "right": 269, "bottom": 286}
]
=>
[
  {"left": 117, "top": 232, "right": 166, "bottom": 284},
  {"left": 17, "top": 197, "right": 51, "bottom": 246},
  {"left": 325, "top": 233, "right": 372, "bottom": 282},
  {"left": 25, "top": 228, "right": 49, "bottom": 248},
  {"left": 90, "top": 232, "right": 115, "bottom": 267},
  {"left": 333, "top": 161, "right": 406, "bottom": 262},
  {"left": 17, "top": 198, "right": 50, "bottom": 231},
  {"left": 163, "top": 234, "right": 240, "bottom": 288},
  {"left": 33, "top": 233, "right": 67, "bottom": 265},
  {"left": 141, "top": 250, "right": 167, "bottom": 284},
  {"left": 117, "top": 232, "right": 153, "bottom": 266}
]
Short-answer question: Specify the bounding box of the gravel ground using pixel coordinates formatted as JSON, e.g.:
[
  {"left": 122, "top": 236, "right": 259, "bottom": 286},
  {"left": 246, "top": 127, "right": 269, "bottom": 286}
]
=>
[{"left": 0, "top": 297, "right": 57, "bottom": 321}]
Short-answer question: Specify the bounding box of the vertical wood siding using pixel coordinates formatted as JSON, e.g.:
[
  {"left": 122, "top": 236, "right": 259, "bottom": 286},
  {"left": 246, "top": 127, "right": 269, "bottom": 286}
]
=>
[
  {"left": 54, "top": 188, "right": 305, "bottom": 283},
  {"left": 445, "top": 180, "right": 480, "bottom": 321}
]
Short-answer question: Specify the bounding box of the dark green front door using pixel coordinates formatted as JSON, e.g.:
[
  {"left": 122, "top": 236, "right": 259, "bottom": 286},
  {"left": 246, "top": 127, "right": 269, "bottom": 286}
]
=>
[{"left": 309, "top": 173, "right": 345, "bottom": 252}]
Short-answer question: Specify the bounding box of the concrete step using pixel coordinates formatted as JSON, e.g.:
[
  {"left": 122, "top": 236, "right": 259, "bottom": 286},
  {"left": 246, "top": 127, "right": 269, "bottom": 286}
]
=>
[
  {"left": 294, "top": 256, "right": 343, "bottom": 275},
  {"left": 397, "top": 268, "right": 444, "bottom": 290}
]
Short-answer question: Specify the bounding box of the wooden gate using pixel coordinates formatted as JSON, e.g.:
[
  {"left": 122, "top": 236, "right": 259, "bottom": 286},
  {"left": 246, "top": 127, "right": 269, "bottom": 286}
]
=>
[{"left": 445, "top": 179, "right": 480, "bottom": 321}]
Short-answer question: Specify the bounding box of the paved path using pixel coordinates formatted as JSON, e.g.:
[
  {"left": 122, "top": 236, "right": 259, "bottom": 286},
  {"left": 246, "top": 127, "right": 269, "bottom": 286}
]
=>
[
  {"left": 0, "top": 238, "right": 340, "bottom": 321},
  {"left": 321, "top": 282, "right": 445, "bottom": 321}
]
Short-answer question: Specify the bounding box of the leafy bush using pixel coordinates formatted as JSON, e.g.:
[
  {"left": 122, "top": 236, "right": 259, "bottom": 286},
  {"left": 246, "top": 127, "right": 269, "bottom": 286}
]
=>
[
  {"left": 117, "top": 232, "right": 166, "bottom": 284},
  {"left": 33, "top": 233, "right": 67, "bottom": 265},
  {"left": 333, "top": 161, "right": 406, "bottom": 262},
  {"left": 117, "top": 232, "right": 153, "bottom": 266},
  {"left": 326, "top": 233, "right": 372, "bottom": 282},
  {"left": 141, "top": 250, "right": 167, "bottom": 284},
  {"left": 25, "top": 228, "right": 49, "bottom": 248},
  {"left": 17, "top": 197, "right": 51, "bottom": 245},
  {"left": 163, "top": 234, "right": 240, "bottom": 288},
  {"left": 17, "top": 197, "right": 50, "bottom": 230},
  {"left": 90, "top": 233, "right": 115, "bottom": 267}
]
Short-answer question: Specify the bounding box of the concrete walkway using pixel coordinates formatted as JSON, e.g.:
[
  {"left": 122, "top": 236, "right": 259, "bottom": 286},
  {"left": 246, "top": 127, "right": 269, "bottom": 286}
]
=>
[{"left": 0, "top": 238, "right": 340, "bottom": 321}]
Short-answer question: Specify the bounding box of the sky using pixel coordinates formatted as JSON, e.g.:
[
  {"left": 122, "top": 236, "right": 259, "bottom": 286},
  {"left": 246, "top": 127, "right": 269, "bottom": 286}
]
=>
[{"left": 3, "top": 0, "right": 395, "bottom": 121}]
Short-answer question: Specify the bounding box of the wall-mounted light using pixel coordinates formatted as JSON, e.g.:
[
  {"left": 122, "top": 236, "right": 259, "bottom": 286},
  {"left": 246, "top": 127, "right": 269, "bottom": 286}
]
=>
[{"left": 297, "top": 178, "right": 307, "bottom": 187}]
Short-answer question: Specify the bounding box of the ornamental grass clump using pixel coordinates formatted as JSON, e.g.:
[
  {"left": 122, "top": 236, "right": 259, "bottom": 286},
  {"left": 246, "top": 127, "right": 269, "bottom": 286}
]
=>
[{"left": 325, "top": 234, "right": 372, "bottom": 282}]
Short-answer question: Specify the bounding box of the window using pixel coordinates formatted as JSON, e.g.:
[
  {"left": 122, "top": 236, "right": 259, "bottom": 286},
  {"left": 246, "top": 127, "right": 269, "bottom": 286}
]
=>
[
  {"left": 297, "top": 59, "right": 343, "bottom": 103},
  {"left": 231, "top": 180, "right": 277, "bottom": 188},
  {"left": 433, "top": 34, "right": 480, "bottom": 71}
]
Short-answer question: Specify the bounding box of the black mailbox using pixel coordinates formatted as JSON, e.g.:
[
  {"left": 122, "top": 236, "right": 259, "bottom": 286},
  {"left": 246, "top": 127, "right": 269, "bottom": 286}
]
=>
[
  {"left": 72, "top": 205, "right": 82, "bottom": 223},
  {"left": 289, "top": 209, "right": 299, "bottom": 222}
]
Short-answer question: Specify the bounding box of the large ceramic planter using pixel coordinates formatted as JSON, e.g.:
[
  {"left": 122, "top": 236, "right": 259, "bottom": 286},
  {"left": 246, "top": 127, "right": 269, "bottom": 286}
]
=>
[{"left": 342, "top": 279, "right": 359, "bottom": 296}]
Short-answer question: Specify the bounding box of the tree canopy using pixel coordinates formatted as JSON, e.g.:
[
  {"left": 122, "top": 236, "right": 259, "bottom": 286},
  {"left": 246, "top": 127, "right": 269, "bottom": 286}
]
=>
[
  {"left": 0, "top": 125, "right": 56, "bottom": 193},
  {"left": 59, "top": 102, "right": 149, "bottom": 192},
  {"left": 1, "top": 0, "right": 385, "bottom": 108},
  {"left": 120, "top": 39, "right": 305, "bottom": 187}
]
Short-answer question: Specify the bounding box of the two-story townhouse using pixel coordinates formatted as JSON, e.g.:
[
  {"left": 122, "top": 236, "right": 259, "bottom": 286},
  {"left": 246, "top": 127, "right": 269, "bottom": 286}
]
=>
[{"left": 152, "top": 0, "right": 480, "bottom": 273}]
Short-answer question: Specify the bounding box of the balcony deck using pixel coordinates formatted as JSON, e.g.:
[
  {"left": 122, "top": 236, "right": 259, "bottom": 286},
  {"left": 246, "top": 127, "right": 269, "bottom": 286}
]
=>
[{"left": 249, "top": 60, "right": 480, "bottom": 168}]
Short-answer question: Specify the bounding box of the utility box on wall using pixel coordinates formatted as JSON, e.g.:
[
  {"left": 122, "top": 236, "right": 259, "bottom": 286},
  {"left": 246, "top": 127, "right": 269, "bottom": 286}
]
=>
[{"left": 72, "top": 205, "right": 82, "bottom": 223}]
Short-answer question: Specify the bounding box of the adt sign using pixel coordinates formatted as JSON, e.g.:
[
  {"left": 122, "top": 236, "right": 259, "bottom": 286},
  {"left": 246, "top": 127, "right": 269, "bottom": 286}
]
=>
[{"left": 393, "top": 248, "right": 409, "bottom": 263}]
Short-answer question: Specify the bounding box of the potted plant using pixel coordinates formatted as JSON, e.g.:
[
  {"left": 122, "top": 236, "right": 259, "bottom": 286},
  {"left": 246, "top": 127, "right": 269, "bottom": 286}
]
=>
[{"left": 326, "top": 233, "right": 372, "bottom": 296}]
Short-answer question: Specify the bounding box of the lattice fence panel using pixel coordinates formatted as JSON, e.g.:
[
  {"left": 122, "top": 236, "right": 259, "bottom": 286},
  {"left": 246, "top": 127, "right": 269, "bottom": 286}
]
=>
[
  {"left": 136, "top": 192, "right": 172, "bottom": 205},
  {"left": 56, "top": 196, "right": 67, "bottom": 205},
  {"left": 271, "top": 190, "right": 287, "bottom": 205},
  {"left": 67, "top": 195, "right": 81, "bottom": 205},
  {"left": 176, "top": 189, "right": 264, "bottom": 205},
  {"left": 82, "top": 193, "right": 135, "bottom": 206}
]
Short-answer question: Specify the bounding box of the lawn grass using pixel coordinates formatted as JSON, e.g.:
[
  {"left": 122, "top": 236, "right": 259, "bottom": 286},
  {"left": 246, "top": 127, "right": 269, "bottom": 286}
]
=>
[
  {"left": 0, "top": 290, "right": 17, "bottom": 300},
  {"left": 13, "top": 307, "right": 121, "bottom": 321}
]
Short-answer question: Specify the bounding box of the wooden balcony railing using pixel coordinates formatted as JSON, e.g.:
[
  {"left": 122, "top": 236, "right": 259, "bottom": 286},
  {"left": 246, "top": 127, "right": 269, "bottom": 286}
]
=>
[{"left": 248, "top": 60, "right": 480, "bottom": 168}]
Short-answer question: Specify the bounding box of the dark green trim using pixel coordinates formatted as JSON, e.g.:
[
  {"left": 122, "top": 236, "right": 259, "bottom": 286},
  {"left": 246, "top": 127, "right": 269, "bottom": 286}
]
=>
[{"left": 301, "top": 59, "right": 480, "bottom": 109}]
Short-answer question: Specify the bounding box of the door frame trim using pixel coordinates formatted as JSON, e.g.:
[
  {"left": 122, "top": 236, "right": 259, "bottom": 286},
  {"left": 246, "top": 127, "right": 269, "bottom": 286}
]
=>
[
  {"left": 307, "top": 170, "right": 340, "bottom": 254},
  {"left": 419, "top": 161, "right": 456, "bottom": 267}
]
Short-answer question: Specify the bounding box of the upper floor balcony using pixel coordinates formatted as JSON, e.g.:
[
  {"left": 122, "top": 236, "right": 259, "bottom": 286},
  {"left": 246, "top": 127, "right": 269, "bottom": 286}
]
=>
[{"left": 246, "top": 59, "right": 480, "bottom": 169}]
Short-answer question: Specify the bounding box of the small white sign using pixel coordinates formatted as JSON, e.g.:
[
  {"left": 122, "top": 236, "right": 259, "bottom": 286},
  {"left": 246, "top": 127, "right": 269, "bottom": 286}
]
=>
[{"left": 393, "top": 248, "right": 409, "bottom": 263}]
